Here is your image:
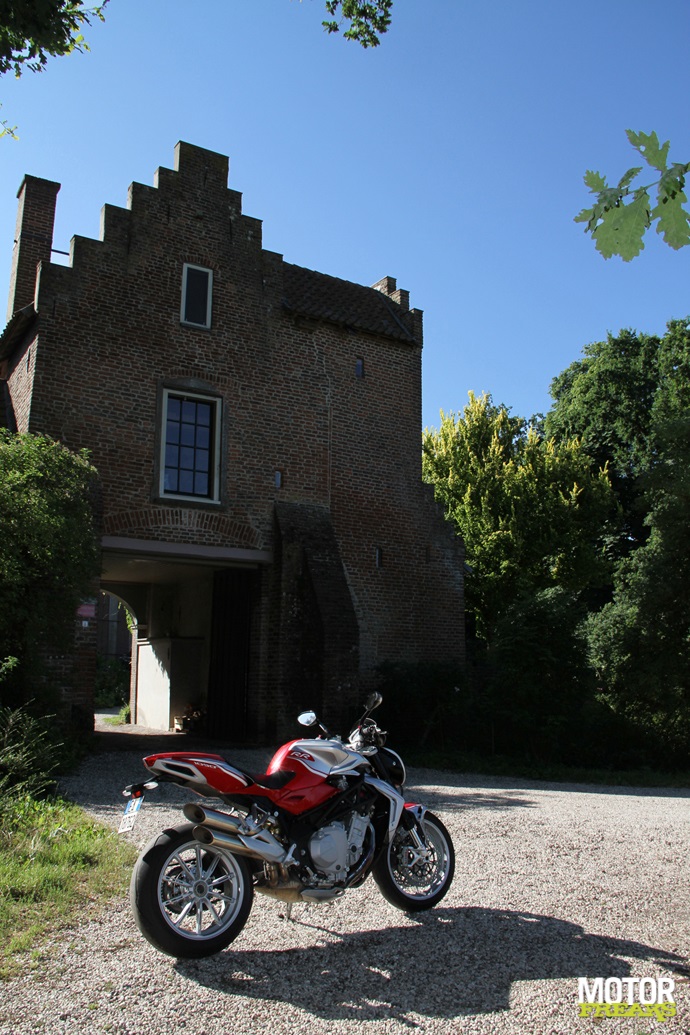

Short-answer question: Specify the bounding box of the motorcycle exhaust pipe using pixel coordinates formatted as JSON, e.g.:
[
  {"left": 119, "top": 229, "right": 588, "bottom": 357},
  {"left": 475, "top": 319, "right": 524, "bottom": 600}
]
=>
[
  {"left": 192, "top": 823, "right": 287, "bottom": 865},
  {"left": 183, "top": 802, "right": 246, "bottom": 836}
]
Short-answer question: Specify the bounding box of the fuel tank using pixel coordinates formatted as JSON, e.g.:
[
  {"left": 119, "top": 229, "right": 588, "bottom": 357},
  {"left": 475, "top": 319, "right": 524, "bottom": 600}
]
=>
[{"left": 266, "top": 738, "right": 366, "bottom": 815}]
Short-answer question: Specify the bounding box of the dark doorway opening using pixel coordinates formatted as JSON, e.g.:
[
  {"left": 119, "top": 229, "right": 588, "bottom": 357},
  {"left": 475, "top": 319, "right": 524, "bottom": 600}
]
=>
[{"left": 207, "top": 568, "right": 256, "bottom": 740}]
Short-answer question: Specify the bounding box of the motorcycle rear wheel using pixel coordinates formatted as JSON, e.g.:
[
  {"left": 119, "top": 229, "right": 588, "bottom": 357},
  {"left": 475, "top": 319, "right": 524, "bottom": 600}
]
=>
[
  {"left": 130, "top": 823, "right": 253, "bottom": 958},
  {"left": 372, "top": 810, "right": 454, "bottom": 912}
]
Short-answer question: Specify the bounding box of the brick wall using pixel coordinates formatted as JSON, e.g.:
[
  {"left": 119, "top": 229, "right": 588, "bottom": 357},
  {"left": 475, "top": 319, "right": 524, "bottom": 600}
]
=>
[
  {"left": 7, "top": 176, "right": 60, "bottom": 321},
  {"left": 2, "top": 142, "right": 464, "bottom": 737}
]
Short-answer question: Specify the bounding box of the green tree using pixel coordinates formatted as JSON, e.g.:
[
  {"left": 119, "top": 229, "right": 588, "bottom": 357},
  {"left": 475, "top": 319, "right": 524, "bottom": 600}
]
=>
[
  {"left": 422, "top": 392, "right": 615, "bottom": 642},
  {"left": 576, "top": 130, "right": 690, "bottom": 260},
  {"left": 0, "top": 431, "right": 100, "bottom": 705},
  {"left": 584, "top": 320, "right": 690, "bottom": 760},
  {"left": 545, "top": 328, "right": 661, "bottom": 555}
]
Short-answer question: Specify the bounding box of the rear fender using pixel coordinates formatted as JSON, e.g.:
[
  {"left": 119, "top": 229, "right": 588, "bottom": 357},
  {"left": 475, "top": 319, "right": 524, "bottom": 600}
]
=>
[{"left": 143, "top": 752, "right": 252, "bottom": 797}]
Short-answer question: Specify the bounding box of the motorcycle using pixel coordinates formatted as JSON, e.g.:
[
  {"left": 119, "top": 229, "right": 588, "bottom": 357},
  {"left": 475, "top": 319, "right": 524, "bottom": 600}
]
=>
[{"left": 120, "top": 692, "right": 455, "bottom": 959}]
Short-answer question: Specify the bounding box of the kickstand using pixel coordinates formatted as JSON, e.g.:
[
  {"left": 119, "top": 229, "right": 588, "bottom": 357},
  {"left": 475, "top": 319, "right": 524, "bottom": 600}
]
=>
[{"left": 280, "top": 902, "right": 295, "bottom": 922}]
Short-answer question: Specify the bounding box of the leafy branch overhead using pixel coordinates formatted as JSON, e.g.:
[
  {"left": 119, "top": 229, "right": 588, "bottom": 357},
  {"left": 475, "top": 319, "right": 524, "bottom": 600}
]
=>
[
  {"left": 0, "top": 0, "right": 108, "bottom": 138},
  {"left": 0, "top": 0, "right": 108, "bottom": 78},
  {"left": 1, "top": 1, "right": 391, "bottom": 139},
  {"left": 322, "top": 0, "right": 392, "bottom": 46},
  {"left": 575, "top": 130, "right": 690, "bottom": 260}
]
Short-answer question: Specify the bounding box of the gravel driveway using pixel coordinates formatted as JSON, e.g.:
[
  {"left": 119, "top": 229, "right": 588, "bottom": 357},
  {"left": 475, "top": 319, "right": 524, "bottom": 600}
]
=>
[{"left": 1, "top": 731, "right": 688, "bottom": 1035}]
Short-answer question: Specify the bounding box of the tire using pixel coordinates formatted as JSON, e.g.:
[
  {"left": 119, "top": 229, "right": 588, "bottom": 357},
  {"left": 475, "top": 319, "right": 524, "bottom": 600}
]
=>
[
  {"left": 372, "top": 810, "right": 455, "bottom": 912},
  {"left": 130, "top": 823, "right": 253, "bottom": 959}
]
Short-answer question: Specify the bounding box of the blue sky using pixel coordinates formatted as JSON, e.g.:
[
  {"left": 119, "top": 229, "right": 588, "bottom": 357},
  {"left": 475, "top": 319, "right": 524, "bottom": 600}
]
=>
[{"left": 1, "top": 0, "right": 688, "bottom": 429}]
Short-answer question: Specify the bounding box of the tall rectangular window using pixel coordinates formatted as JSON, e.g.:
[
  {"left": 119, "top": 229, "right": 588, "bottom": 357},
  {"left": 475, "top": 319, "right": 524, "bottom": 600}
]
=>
[
  {"left": 181, "top": 264, "right": 212, "bottom": 328},
  {"left": 160, "top": 389, "right": 221, "bottom": 501}
]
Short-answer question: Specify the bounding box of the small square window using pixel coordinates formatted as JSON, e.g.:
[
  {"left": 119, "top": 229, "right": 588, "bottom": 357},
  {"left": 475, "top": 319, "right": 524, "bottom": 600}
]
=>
[
  {"left": 355, "top": 357, "right": 365, "bottom": 379},
  {"left": 181, "top": 264, "right": 212, "bottom": 328},
  {"left": 160, "top": 389, "right": 221, "bottom": 501},
  {"left": 275, "top": 470, "right": 283, "bottom": 489}
]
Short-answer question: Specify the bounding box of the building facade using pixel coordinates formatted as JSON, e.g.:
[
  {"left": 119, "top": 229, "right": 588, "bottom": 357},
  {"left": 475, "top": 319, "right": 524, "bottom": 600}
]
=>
[{"left": 0, "top": 142, "right": 464, "bottom": 740}]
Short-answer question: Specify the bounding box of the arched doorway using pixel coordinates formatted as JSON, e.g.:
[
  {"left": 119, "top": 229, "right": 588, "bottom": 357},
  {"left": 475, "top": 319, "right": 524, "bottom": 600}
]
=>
[{"left": 95, "top": 590, "right": 138, "bottom": 720}]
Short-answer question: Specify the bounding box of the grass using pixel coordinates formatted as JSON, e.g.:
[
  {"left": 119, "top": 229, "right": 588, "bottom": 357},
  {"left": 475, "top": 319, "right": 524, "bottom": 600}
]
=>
[{"left": 0, "top": 794, "right": 136, "bottom": 979}]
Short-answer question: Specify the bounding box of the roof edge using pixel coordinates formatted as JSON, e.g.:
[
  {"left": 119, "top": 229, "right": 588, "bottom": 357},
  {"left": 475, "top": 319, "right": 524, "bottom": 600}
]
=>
[{"left": 0, "top": 304, "right": 37, "bottom": 361}]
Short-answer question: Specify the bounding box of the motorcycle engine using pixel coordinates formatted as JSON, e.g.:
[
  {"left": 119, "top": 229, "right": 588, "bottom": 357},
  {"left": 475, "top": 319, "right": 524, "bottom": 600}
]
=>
[{"left": 308, "top": 812, "right": 371, "bottom": 882}]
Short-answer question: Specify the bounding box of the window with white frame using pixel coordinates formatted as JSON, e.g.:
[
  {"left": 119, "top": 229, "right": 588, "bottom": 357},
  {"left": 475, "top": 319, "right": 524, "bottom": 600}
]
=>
[
  {"left": 181, "top": 263, "right": 213, "bottom": 328},
  {"left": 160, "top": 389, "right": 221, "bottom": 501}
]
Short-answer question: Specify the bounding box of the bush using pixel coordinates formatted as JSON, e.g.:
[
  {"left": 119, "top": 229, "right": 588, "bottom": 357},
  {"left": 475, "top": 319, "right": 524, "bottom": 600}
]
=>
[
  {"left": 375, "top": 660, "right": 470, "bottom": 749},
  {"left": 0, "top": 705, "right": 60, "bottom": 819},
  {"left": 0, "top": 432, "right": 100, "bottom": 709},
  {"left": 103, "top": 701, "right": 130, "bottom": 726},
  {"left": 94, "top": 656, "right": 130, "bottom": 708}
]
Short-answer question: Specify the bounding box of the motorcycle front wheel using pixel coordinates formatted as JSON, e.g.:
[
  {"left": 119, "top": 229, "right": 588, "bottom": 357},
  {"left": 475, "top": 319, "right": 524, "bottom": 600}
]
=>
[
  {"left": 372, "top": 810, "right": 454, "bottom": 912},
  {"left": 130, "top": 823, "right": 253, "bottom": 958}
]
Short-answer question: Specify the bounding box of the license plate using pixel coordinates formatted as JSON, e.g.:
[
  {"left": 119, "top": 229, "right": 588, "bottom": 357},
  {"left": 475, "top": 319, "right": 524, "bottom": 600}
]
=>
[{"left": 119, "top": 795, "right": 144, "bottom": 833}]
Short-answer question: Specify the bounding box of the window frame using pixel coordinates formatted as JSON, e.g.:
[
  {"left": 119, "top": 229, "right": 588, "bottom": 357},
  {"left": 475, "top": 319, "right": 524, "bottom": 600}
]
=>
[
  {"left": 158, "top": 387, "right": 222, "bottom": 503},
  {"left": 180, "top": 263, "right": 213, "bottom": 329}
]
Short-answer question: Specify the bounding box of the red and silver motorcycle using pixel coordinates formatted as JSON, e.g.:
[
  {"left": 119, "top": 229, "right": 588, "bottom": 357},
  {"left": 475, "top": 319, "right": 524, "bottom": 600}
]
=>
[{"left": 121, "top": 693, "right": 455, "bottom": 959}]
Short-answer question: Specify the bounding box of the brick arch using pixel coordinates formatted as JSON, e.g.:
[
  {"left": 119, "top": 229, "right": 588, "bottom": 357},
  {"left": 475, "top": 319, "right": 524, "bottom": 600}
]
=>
[{"left": 103, "top": 506, "right": 263, "bottom": 550}]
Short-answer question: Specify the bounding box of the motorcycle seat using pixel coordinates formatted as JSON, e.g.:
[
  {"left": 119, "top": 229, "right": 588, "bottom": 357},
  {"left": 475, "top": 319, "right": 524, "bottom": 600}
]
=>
[{"left": 243, "top": 769, "right": 296, "bottom": 791}]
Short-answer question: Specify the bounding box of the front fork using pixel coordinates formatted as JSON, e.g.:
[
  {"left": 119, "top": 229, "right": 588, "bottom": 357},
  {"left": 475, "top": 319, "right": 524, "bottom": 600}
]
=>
[{"left": 398, "top": 804, "right": 431, "bottom": 860}]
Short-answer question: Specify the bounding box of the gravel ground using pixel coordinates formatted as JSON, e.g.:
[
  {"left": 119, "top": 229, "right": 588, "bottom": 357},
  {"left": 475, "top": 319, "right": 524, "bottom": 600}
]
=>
[{"left": 1, "top": 727, "right": 689, "bottom": 1035}]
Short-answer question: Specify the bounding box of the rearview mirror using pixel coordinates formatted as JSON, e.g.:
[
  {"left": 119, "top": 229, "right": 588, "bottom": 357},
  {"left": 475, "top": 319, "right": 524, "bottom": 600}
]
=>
[{"left": 298, "top": 710, "right": 317, "bottom": 727}]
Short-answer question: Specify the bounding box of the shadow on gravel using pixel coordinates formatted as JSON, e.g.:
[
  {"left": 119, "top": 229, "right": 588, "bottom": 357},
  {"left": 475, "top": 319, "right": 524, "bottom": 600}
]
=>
[
  {"left": 174, "top": 907, "right": 685, "bottom": 1025},
  {"left": 406, "top": 789, "right": 537, "bottom": 812}
]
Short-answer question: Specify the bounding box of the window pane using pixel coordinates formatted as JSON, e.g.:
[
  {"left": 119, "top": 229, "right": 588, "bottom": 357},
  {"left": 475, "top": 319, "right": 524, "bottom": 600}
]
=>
[
  {"left": 180, "top": 422, "right": 196, "bottom": 446},
  {"left": 196, "top": 403, "right": 211, "bottom": 426},
  {"left": 184, "top": 267, "right": 210, "bottom": 325},
  {"left": 167, "top": 397, "right": 181, "bottom": 420},
  {"left": 197, "top": 425, "right": 210, "bottom": 449},
  {"left": 163, "top": 391, "right": 218, "bottom": 499}
]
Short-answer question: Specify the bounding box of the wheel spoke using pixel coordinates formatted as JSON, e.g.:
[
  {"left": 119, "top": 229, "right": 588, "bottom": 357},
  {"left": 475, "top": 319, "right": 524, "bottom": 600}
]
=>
[
  {"left": 205, "top": 899, "right": 223, "bottom": 924},
  {"left": 209, "top": 891, "right": 235, "bottom": 907},
  {"left": 163, "top": 888, "right": 192, "bottom": 906},
  {"left": 202, "top": 854, "right": 221, "bottom": 881},
  {"left": 170, "top": 900, "right": 195, "bottom": 927},
  {"left": 173, "top": 852, "right": 198, "bottom": 881},
  {"left": 209, "top": 873, "right": 233, "bottom": 889}
]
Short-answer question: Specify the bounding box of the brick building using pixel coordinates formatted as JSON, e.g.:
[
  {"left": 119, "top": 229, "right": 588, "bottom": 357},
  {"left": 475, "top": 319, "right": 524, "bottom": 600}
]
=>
[{"left": 0, "top": 142, "right": 464, "bottom": 740}]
